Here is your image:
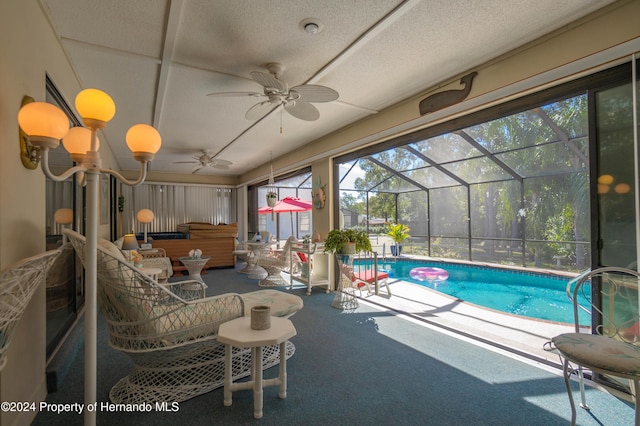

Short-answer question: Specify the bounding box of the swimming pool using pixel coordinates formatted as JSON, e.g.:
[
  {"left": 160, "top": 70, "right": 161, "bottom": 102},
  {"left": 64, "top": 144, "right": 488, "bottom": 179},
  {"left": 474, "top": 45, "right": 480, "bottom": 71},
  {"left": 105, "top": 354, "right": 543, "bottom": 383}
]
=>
[{"left": 377, "top": 260, "right": 588, "bottom": 324}]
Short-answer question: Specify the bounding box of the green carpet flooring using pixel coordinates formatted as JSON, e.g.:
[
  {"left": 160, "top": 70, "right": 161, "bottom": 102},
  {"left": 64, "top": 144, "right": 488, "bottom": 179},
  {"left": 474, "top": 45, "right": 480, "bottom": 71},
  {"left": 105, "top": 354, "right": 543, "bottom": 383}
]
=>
[{"left": 34, "top": 266, "right": 635, "bottom": 425}]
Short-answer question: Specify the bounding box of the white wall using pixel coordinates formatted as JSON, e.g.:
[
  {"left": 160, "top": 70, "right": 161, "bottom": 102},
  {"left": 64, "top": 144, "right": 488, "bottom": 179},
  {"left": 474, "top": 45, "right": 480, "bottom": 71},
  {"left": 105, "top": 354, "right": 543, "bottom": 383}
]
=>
[{"left": 0, "top": 2, "right": 118, "bottom": 424}]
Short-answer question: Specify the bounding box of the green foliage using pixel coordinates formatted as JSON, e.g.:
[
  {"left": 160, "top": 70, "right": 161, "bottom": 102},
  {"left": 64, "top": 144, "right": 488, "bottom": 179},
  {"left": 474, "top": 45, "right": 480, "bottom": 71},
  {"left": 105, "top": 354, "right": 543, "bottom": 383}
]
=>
[
  {"left": 386, "top": 223, "right": 411, "bottom": 244},
  {"left": 323, "top": 228, "right": 372, "bottom": 253}
]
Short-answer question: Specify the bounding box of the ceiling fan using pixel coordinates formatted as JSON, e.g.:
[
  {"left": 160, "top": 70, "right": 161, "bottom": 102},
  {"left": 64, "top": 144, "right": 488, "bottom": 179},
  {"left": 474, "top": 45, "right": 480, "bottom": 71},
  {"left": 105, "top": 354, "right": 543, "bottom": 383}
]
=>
[
  {"left": 207, "top": 63, "right": 339, "bottom": 121},
  {"left": 173, "top": 150, "right": 232, "bottom": 174}
]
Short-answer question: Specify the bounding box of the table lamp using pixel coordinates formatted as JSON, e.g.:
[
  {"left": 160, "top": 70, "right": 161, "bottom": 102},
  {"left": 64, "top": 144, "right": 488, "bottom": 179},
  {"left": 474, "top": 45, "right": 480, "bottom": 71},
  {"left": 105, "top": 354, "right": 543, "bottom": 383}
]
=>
[{"left": 122, "top": 233, "right": 139, "bottom": 263}]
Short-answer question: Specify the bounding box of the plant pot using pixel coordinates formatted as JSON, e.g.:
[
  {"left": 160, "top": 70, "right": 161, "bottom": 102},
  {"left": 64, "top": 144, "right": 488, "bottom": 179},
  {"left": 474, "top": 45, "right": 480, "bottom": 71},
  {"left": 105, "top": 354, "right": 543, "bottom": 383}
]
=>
[
  {"left": 341, "top": 242, "right": 356, "bottom": 254},
  {"left": 300, "top": 263, "right": 310, "bottom": 278},
  {"left": 390, "top": 244, "right": 402, "bottom": 256},
  {"left": 266, "top": 196, "right": 277, "bottom": 207}
]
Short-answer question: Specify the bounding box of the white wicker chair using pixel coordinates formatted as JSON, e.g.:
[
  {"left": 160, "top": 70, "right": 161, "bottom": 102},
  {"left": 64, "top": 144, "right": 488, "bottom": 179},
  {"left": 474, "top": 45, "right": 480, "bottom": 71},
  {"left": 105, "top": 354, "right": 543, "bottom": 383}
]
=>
[
  {"left": 0, "top": 249, "right": 61, "bottom": 370},
  {"left": 64, "top": 229, "right": 297, "bottom": 404},
  {"left": 255, "top": 236, "right": 296, "bottom": 287},
  {"left": 138, "top": 248, "right": 173, "bottom": 283}
]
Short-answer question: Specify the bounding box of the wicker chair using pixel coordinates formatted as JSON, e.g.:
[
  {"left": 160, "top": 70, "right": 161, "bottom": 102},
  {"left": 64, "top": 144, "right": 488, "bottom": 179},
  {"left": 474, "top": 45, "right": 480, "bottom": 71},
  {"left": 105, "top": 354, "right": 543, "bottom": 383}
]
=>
[
  {"left": 255, "top": 236, "right": 296, "bottom": 287},
  {"left": 138, "top": 247, "right": 173, "bottom": 283},
  {"left": 64, "top": 229, "right": 298, "bottom": 404},
  {"left": 0, "top": 249, "right": 61, "bottom": 370}
]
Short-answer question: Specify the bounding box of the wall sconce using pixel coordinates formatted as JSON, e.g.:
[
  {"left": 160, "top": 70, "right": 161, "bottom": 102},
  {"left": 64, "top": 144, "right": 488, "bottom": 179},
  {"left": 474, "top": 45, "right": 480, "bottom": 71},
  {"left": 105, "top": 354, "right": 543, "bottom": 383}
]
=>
[
  {"left": 18, "top": 88, "right": 161, "bottom": 426},
  {"left": 54, "top": 207, "right": 73, "bottom": 244},
  {"left": 19, "top": 96, "right": 41, "bottom": 169},
  {"left": 136, "top": 208, "right": 154, "bottom": 245}
]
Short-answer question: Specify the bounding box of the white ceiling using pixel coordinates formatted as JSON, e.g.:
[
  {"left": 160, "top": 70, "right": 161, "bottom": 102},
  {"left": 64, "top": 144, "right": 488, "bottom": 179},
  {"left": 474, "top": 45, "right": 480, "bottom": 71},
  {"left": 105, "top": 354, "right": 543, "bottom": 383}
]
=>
[{"left": 41, "top": 0, "right": 615, "bottom": 177}]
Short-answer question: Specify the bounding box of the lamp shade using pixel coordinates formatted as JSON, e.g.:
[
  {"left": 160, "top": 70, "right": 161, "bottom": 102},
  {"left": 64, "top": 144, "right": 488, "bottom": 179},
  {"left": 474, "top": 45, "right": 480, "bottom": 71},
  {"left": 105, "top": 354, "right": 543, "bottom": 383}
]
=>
[
  {"left": 62, "top": 127, "right": 99, "bottom": 156},
  {"left": 136, "top": 209, "right": 154, "bottom": 223},
  {"left": 126, "top": 124, "right": 161, "bottom": 154},
  {"left": 18, "top": 102, "right": 69, "bottom": 143},
  {"left": 121, "top": 234, "right": 139, "bottom": 251},
  {"left": 54, "top": 208, "right": 73, "bottom": 225},
  {"left": 75, "top": 89, "right": 116, "bottom": 124}
]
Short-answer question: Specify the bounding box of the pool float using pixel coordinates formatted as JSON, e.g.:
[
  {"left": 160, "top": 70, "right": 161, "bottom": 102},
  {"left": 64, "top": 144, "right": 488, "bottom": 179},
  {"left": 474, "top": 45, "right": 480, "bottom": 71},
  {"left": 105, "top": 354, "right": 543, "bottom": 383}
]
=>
[{"left": 410, "top": 267, "right": 449, "bottom": 282}]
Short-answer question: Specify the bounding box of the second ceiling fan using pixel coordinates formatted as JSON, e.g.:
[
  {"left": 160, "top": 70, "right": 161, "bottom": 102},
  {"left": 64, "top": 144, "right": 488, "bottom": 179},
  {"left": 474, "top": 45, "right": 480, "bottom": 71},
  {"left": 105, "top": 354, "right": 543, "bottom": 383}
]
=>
[
  {"left": 173, "top": 150, "right": 232, "bottom": 174},
  {"left": 207, "top": 63, "right": 339, "bottom": 121}
]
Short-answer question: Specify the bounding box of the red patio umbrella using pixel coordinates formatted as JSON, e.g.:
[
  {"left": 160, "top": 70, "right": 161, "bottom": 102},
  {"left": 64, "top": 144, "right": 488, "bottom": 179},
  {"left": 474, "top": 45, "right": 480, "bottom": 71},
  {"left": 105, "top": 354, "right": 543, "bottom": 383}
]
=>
[{"left": 258, "top": 197, "right": 312, "bottom": 236}]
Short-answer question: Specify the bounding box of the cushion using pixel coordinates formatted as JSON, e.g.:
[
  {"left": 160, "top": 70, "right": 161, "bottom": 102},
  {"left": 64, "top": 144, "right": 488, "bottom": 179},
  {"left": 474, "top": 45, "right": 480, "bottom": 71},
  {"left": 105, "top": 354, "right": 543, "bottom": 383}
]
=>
[
  {"left": 242, "top": 289, "right": 304, "bottom": 318},
  {"left": 353, "top": 270, "right": 389, "bottom": 284},
  {"left": 553, "top": 333, "right": 640, "bottom": 377}
]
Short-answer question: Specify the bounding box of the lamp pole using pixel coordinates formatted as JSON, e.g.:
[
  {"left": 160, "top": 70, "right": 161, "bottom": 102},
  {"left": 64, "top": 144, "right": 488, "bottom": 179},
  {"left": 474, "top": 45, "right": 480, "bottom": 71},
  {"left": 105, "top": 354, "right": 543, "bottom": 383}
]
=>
[{"left": 18, "top": 89, "right": 161, "bottom": 426}]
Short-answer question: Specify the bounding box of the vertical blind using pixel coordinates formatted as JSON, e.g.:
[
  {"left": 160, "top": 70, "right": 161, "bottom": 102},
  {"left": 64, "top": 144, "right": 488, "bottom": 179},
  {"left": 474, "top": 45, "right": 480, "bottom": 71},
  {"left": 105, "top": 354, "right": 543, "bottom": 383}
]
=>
[{"left": 120, "top": 183, "right": 234, "bottom": 235}]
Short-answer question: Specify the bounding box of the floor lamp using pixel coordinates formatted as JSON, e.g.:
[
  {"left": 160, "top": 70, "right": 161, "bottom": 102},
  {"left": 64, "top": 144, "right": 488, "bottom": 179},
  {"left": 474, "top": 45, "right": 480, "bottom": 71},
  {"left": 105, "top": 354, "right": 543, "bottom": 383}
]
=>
[
  {"left": 18, "top": 88, "right": 161, "bottom": 426},
  {"left": 136, "top": 208, "right": 154, "bottom": 246},
  {"left": 54, "top": 207, "right": 73, "bottom": 244}
]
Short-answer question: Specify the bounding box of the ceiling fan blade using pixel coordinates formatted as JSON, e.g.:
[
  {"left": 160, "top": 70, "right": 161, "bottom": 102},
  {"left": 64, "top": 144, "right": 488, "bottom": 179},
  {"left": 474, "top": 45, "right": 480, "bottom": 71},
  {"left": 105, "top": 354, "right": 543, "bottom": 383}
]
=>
[
  {"left": 210, "top": 163, "right": 230, "bottom": 170},
  {"left": 192, "top": 166, "right": 204, "bottom": 174},
  {"left": 206, "top": 91, "right": 264, "bottom": 98},
  {"left": 250, "top": 71, "right": 286, "bottom": 93},
  {"left": 212, "top": 159, "right": 232, "bottom": 167},
  {"left": 246, "top": 100, "right": 278, "bottom": 120},
  {"left": 290, "top": 84, "right": 339, "bottom": 103},
  {"left": 285, "top": 100, "right": 320, "bottom": 121}
]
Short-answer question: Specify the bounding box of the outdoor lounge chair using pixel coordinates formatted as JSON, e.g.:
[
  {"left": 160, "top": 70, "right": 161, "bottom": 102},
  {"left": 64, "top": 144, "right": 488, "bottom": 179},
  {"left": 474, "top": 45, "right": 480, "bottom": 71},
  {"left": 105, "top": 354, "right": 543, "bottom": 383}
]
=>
[
  {"left": 0, "top": 249, "right": 60, "bottom": 370},
  {"left": 64, "top": 229, "right": 302, "bottom": 404},
  {"left": 547, "top": 267, "right": 640, "bottom": 426},
  {"left": 255, "top": 236, "right": 296, "bottom": 287}
]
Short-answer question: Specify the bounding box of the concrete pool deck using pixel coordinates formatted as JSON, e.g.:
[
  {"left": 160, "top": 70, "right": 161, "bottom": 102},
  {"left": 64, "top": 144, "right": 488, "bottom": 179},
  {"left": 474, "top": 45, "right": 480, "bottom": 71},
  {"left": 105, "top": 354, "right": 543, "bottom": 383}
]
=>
[{"left": 361, "top": 277, "right": 575, "bottom": 368}]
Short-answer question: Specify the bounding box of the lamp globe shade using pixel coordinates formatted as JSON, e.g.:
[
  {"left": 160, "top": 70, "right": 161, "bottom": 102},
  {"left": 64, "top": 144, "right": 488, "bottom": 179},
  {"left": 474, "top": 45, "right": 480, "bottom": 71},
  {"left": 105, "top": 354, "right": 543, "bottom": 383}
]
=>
[
  {"left": 18, "top": 102, "right": 69, "bottom": 148},
  {"left": 126, "top": 124, "right": 161, "bottom": 154},
  {"left": 62, "top": 127, "right": 99, "bottom": 156},
  {"left": 75, "top": 89, "right": 116, "bottom": 127},
  {"left": 137, "top": 209, "right": 154, "bottom": 223},
  {"left": 54, "top": 208, "right": 74, "bottom": 225}
]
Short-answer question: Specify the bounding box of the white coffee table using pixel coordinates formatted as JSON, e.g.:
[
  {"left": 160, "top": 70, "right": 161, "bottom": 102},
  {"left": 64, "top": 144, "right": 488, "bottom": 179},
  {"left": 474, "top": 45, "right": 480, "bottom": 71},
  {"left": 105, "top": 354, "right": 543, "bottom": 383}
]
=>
[{"left": 217, "top": 316, "right": 297, "bottom": 419}]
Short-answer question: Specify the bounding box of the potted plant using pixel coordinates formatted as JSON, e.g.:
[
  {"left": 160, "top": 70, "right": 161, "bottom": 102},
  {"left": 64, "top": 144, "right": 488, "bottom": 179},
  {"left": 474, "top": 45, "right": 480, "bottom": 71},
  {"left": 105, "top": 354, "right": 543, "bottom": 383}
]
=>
[
  {"left": 323, "top": 228, "right": 372, "bottom": 254},
  {"left": 386, "top": 223, "right": 410, "bottom": 256},
  {"left": 266, "top": 191, "right": 278, "bottom": 207}
]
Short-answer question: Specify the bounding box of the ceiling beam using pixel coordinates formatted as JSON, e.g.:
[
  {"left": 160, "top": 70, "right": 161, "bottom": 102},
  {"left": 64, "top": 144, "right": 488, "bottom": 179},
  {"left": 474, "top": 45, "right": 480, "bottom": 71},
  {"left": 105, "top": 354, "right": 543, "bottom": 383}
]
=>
[{"left": 153, "top": 0, "right": 184, "bottom": 129}]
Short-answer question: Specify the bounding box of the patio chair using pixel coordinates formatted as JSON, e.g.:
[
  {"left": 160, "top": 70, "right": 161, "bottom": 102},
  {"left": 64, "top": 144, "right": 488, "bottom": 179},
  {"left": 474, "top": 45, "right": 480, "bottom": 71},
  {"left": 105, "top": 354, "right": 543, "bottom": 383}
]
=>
[
  {"left": 138, "top": 247, "right": 173, "bottom": 283},
  {"left": 547, "top": 267, "right": 640, "bottom": 426},
  {"left": 232, "top": 240, "right": 252, "bottom": 273},
  {"left": 0, "top": 249, "right": 61, "bottom": 370},
  {"left": 255, "top": 236, "right": 296, "bottom": 287},
  {"left": 351, "top": 251, "right": 391, "bottom": 297},
  {"left": 64, "top": 229, "right": 299, "bottom": 404}
]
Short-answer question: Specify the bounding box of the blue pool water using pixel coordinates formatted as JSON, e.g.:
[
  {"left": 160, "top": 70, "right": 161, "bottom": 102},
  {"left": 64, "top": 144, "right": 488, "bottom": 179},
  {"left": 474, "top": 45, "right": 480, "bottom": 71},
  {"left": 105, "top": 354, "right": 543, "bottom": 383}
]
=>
[{"left": 378, "top": 260, "right": 589, "bottom": 324}]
